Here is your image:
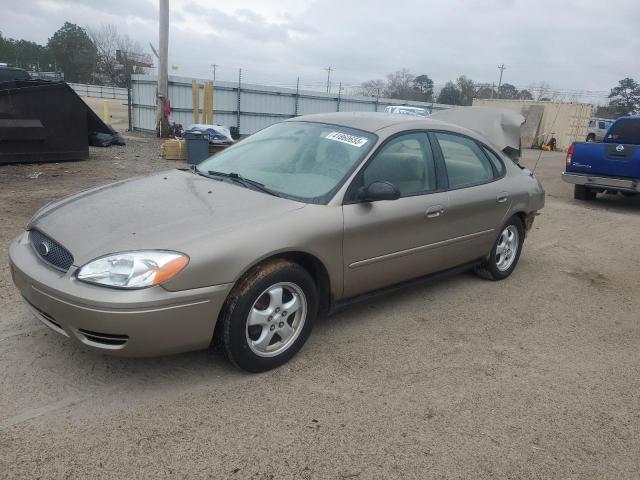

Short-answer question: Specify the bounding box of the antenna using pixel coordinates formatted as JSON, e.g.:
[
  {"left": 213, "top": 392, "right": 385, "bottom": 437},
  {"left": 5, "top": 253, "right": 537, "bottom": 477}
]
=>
[{"left": 149, "top": 42, "right": 160, "bottom": 59}]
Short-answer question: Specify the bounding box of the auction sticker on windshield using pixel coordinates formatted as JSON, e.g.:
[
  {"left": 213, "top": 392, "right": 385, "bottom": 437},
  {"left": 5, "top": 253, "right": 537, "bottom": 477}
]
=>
[{"left": 325, "top": 131, "right": 369, "bottom": 147}]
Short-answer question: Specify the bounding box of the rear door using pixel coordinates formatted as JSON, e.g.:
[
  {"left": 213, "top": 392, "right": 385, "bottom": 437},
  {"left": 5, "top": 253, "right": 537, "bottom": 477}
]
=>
[
  {"left": 342, "top": 132, "right": 450, "bottom": 298},
  {"left": 430, "top": 132, "right": 511, "bottom": 265}
]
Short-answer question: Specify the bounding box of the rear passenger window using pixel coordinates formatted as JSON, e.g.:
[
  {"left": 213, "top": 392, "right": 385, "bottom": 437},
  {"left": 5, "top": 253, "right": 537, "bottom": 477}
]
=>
[
  {"left": 435, "top": 132, "right": 495, "bottom": 188},
  {"left": 360, "top": 132, "right": 436, "bottom": 197},
  {"left": 482, "top": 146, "right": 505, "bottom": 176}
]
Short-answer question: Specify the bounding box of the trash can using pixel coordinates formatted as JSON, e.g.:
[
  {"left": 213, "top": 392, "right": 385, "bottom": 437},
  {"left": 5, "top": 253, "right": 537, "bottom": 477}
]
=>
[{"left": 185, "top": 131, "right": 211, "bottom": 164}]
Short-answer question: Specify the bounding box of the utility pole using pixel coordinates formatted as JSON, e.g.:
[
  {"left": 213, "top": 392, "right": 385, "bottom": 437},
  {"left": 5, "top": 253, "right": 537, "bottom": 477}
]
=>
[
  {"left": 324, "top": 66, "right": 334, "bottom": 93},
  {"left": 156, "top": 0, "right": 169, "bottom": 137},
  {"left": 497, "top": 64, "right": 506, "bottom": 91},
  {"left": 211, "top": 64, "right": 218, "bottom": 83}
]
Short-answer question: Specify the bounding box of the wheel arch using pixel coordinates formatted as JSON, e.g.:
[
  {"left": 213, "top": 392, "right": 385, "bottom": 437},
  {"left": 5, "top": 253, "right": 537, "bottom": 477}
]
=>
[
  {"left": 211, "top": 250, "right": 332, "bottom": 348},
  {"left": 512, "top": 211, "right": 530, "bottom": 235},
  {"left": 235, "top": 250, "right": 332, "bottom": 315}
]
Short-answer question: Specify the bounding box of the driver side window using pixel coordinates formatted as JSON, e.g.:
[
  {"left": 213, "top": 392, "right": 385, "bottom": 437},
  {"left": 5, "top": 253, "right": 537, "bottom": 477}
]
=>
[{"left": 357, "top": 132, "right": 437, "bottom": 198}]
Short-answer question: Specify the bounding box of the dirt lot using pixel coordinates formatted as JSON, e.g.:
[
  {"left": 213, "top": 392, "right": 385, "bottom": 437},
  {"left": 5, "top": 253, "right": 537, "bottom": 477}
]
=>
[{"left": 1, "top": 139, "right": 639, "bottom": 479}]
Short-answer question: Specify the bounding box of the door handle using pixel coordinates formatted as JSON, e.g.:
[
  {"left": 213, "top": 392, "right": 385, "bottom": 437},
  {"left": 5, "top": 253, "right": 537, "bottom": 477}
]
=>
[
  {"left": 497, "top": 193, "right": 509, "bottom": 204},
  {"left": 425, "top": 205, "right": 445, "bottom": 218}
]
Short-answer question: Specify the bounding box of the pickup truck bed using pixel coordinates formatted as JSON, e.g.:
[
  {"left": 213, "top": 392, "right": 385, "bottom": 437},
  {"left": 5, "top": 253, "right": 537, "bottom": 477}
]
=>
[{"left": 563, "top": 116, "right": 640, "bottom": 200}]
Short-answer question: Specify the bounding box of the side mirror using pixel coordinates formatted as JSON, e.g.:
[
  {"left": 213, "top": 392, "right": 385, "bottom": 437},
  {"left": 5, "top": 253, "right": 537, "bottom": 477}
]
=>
[{"left": 358, "top": 181, "right": 401, "bottom": 202}]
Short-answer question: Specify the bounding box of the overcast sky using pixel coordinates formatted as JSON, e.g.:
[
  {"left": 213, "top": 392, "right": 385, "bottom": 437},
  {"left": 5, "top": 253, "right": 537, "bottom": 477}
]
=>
[{"left": 2, "top": 0, "right": 639, "bottom": 102}]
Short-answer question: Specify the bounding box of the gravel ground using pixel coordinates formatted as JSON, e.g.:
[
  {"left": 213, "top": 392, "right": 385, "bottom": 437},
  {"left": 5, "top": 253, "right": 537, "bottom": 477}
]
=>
[{"left": 1, "top": 138, "right": 639, "bottom": 479}]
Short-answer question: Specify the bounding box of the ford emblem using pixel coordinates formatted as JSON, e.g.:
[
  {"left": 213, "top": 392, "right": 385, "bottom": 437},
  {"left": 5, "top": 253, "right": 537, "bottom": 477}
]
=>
[{"left": 616, "top": 145, "right": 624, "bottom": 152}]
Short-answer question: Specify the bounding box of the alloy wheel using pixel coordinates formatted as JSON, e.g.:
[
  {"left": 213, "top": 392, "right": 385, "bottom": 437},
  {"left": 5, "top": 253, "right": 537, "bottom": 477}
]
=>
[
  {"left": 495, "top": 225, "right": 519, "bottom": 272},
  {"left": 245, "top": 282, "right": 307, "bottom": 357}
]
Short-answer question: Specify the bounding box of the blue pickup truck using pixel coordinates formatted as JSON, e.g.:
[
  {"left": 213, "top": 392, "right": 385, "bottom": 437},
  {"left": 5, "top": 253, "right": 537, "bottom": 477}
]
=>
[{"left": 563, "top": 116, "right": 640, "bottom": 200}]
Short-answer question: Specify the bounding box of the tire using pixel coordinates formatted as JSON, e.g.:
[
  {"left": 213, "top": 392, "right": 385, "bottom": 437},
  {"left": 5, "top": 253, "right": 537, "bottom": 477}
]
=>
[
  {"left": 220, "top": 259, "right": 318, "bottom": 372},
  {"left": 475, "top": 216, "right": 524, "bottom": 281},
  {"left": 574, "top": 184, "right": 596, "bottom": 201},
  {"left": 586, "top": 135, "right": 595, "bottom": 143}
]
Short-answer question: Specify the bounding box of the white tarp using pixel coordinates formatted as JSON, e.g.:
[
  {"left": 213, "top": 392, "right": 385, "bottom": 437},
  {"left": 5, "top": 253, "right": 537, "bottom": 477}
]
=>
[{"left": 184, "top": 124, "right": 234, "bottom": 144}]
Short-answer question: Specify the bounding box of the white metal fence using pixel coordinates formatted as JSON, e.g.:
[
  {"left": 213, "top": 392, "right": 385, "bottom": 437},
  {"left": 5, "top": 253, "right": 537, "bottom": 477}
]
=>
[
  {"left": 68, "top": 82, "right": 128, "bottom": 101},
  {"left": 131, "top": 74, "right": 452, "bottom": 135}
]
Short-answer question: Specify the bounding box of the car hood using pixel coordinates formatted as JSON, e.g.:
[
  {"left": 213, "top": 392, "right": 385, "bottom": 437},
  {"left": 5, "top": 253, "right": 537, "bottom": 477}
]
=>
[{"left": 29, "top": 169, "right": 304, "bottom": 265}]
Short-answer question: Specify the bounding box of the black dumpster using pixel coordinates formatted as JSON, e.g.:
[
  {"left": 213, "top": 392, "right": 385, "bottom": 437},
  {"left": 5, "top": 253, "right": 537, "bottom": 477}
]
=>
[{"left": 0, "top": 80, "right": 113, "bottom": 165}]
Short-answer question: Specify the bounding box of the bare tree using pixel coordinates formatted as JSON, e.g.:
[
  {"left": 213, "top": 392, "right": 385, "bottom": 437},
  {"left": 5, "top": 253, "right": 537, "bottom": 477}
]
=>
[
  {"left": 529, "top": 81, "right": 559, "bottom": 101},
  {"left": 359, "top": 79, "right": 386, "bottom": 97},
  {"left": 384, "top": 68, "right": 416, "bottom": 99},
  {"left": 88, "top": 24, "right": 147, "bottom": 87}
]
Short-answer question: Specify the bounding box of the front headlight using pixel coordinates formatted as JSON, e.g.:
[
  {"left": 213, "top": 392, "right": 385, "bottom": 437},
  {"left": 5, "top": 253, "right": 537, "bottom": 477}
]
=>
[{"left": 76, "top": 251, "right": 189, "bottom": 289}]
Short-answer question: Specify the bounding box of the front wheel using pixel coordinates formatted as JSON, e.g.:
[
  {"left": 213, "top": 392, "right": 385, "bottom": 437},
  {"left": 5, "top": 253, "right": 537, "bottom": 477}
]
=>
[
  {"left": 475, "top": 217, "right": 524, "bottom": 281},
  {"left": 219, "top": 259, "right": 318, "bottom": 372}
]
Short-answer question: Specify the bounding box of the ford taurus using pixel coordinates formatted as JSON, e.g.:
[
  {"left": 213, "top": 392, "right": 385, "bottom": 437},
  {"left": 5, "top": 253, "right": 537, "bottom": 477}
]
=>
[{"left": 9, "top": 111, "right": 544, "bottom": 372}]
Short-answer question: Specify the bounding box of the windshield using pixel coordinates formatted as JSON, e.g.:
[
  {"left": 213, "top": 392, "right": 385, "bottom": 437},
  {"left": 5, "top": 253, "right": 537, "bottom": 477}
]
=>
[
  {"left": 605, "top": 119, "right": 640, "bottom": 145},
  {"left": 196, "top": 121, "right": 377, "bottom": 203}
]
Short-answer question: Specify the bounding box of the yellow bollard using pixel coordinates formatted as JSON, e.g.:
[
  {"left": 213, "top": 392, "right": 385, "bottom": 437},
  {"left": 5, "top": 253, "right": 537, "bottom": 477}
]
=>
[
  {"left": 102, "top": 100, "right": 111, "bottom": 124},
  {"left": 192, "top": 80, "right": 199, "bottom": 124}
]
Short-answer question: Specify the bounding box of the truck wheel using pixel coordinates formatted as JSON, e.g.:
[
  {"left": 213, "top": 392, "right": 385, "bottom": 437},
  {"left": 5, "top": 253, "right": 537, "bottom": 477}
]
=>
[
  {"left": 219, "top": 259, "right": 317, "bottom": 373},
  {"left": 574, "top": 185, "right": 596, "bottom": 201},
  {"left": 586, "top": 134, "right": 595, "bottom": 142}
]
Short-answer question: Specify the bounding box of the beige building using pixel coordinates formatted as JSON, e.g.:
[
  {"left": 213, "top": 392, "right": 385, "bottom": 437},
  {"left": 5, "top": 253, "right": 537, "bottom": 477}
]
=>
[{"left": 472, "top": 99, "right": 593, "bottom": 151}]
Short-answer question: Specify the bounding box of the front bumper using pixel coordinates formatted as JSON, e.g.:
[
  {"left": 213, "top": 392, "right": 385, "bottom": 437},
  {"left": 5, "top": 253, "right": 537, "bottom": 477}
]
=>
[
  {"left": 562, "top": 172, "right": 640, "bottom": 192},
  {"left": 9, "top": 232, "right": 233, "bottom": 357}
]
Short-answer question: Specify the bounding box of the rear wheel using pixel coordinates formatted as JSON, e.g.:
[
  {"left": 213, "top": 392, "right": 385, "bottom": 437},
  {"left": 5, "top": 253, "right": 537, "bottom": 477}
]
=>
[
  {"left": 219, "top": 259, "right": 317, "bottom": 372},
  {"left": 475, "top": 217, "right": 524, "bottom": 281},
  {"left": 574, "top": 184, "right": 596, "bottom": 201},
  {"left": 586, "top": 134, "right": 596, "bottom": 143}
]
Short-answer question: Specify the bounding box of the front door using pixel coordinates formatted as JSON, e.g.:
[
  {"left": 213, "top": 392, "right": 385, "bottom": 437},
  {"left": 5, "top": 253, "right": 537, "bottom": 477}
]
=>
[{"left": 342, "top": 132, "right": 451, "bottom": 298}]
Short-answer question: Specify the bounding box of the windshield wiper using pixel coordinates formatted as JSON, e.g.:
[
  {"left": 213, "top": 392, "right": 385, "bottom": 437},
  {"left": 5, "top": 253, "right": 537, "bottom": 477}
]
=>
[{"left": 206, "top": 170, "right": 281, "bottom": 197}]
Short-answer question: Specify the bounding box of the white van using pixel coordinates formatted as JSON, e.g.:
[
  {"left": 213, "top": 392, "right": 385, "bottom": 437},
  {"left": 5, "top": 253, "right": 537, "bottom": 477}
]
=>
[{"left": 384, "top": 106, "right": 429, "bottom": 117}]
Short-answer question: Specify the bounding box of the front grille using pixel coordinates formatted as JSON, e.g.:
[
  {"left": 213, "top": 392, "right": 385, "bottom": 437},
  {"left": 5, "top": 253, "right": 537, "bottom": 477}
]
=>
[
  {"left": 29, "top": 230, "right": 74, "bottom": 272},
  {"left": 78, "top": 329, "right": 129, "bottom": 347}
]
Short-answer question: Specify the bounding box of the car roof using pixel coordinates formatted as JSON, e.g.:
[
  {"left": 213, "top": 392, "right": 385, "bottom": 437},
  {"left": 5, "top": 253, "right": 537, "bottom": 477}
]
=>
[{"left": 285, "top": 112, "right": 457, "bottom": 134}]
